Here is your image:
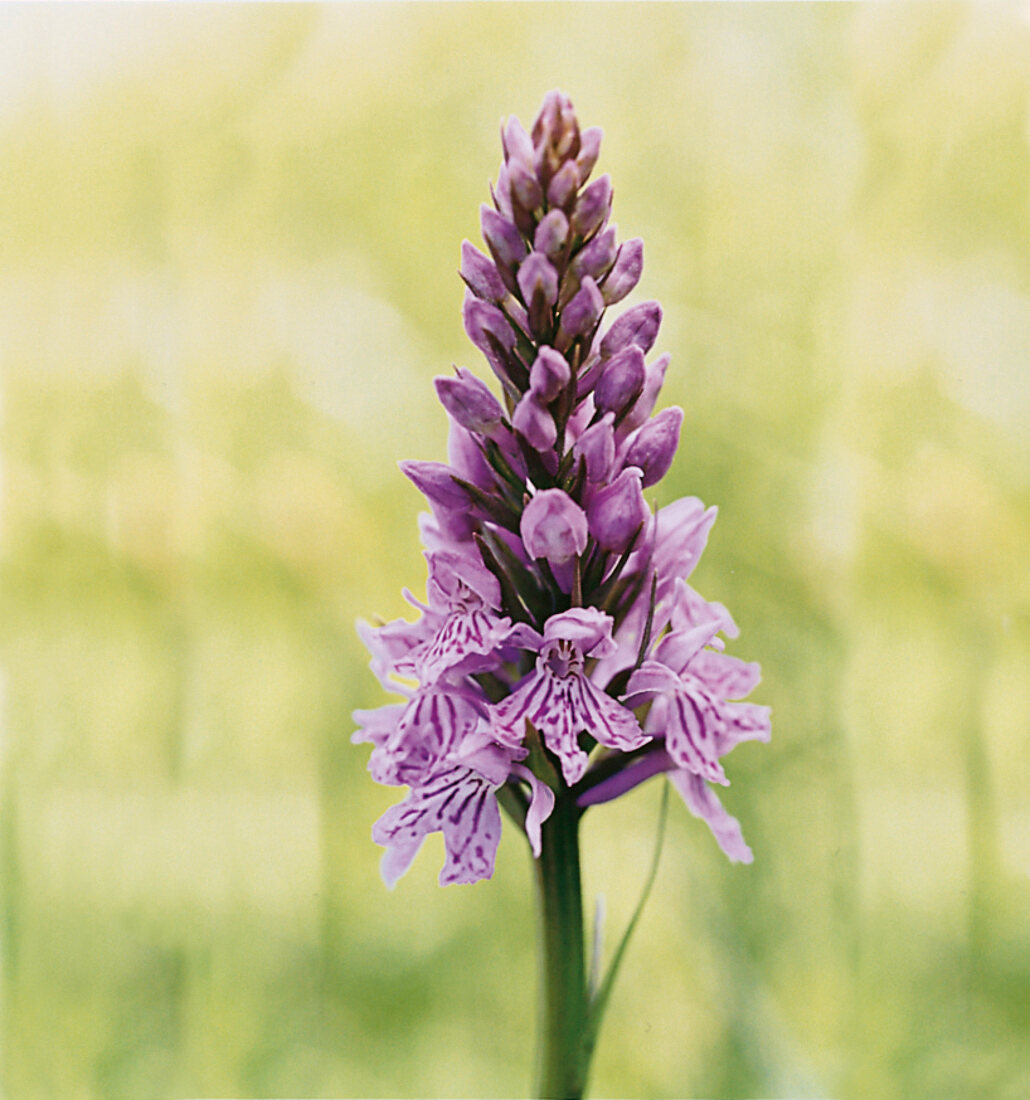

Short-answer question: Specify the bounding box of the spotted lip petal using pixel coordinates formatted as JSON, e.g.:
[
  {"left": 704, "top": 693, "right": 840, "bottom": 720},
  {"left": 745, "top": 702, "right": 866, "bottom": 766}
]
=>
[
  {"left": 372, "top": 765, "right": 503, "bottom": 886},
  {"left": 668, "top": 770, "right": 753, "bottom": 864},
  {"left": 646, "top": 682, "right": 727, "bottom": 786},
  {"left": 494, "top": 612, "right": 647, "bottom": 784},
  {"left": 373, "top": 685, "right": 489, "bottom": 788},
  {"left": 413, "top": 607, "right": 512, "bottom": 686}
]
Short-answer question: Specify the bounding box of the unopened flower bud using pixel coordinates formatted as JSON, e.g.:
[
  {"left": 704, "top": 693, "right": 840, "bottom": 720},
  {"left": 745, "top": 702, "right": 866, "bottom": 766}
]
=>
[
  {"left": 573, "top": 412, "right": 615, "bottom": 483},
  {"left": 547, "top": 162, "right": 579, "bottom": 210},
  {"left": 481, "top": 205, "right": 527, "bottom": 295},
  {"left": 587, "top": 466, "right": 648, "bottom": 553},
  {"left": 491, "top": 163, "right": 513, "bottom": 218},
  {"left": 532, "top": 91, "right": 580, "bottom": 182},
  {"left": 570, "top": 226, "right": 617, "bottom": 284},
  {"left": 560, "top": 276, "right": 604, "bottom": 341},
  {"left": 521, "top": 488, "right": 588, "bottom": 565},
  {"left": 575, "top": 127, "right": 602, "bottom": 183},
  {"left": 560, "top": 228, "right": 617, "bottom": 310},
  {"left": 594, "top": 345, "right": 645, "bottom": 417},
  {"left": 512, "top": 392, "right": 557, "bottom": 451},
  {"left": 623, "top": 406, "right": 682, "bottom": 487},
  {"left": 463, "top": 295, "right": 519, "bottom": 391},
  {"left": 571, "top": 174, "right": 612, "bottom": 240},
  {"left": 509, "top": 156, "right": 542, "bottom": 208},
  {"left": 401, "top": 459, "right": 478, "bottom": 542},
  {"left": 534, "top": 209, "right": 569, "bottom": 259},
  {"left": 529, "top": 346, "right": 570, "bottom": 403},
  {"left": 435, "top": 368, "right": 505, "bottom": 436},
  {"left": 601, "top": 238, "right": 643, "bottom": 305},
  {"left": 400, "top": 460, "right": 470, "bottom": 511},
  {"left": 448, "top": 419, "right": 495, "bottom": 490},
  {"left": 621, "top": 353, "right": 670, "bottom": 433},
  {"left": 507, "top": 158, "right": 543, "bottom": 235},
  {"left": 460, "top": 241, "right": 507, "bottom": 303},
  {"left": 600, "top": 300, "right": 662, "bottom": 360},
  {"left": 502, "top": 115, "right": 535, "bottom": 166},
  {"left": 517, "top": 251, "right": 559, "bottom": 310}
]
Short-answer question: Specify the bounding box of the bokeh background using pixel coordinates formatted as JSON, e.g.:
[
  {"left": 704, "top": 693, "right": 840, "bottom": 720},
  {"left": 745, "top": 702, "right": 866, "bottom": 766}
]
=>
[{"left": 2, "top": 4, "right": 1029, "bottom": 1097}]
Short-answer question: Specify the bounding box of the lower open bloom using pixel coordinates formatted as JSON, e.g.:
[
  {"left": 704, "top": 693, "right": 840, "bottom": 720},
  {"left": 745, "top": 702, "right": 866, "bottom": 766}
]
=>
[
  {"left": 371, "top": 731, "right": 512, "bottom": 887},
  {"left": 493, "top": 608, "right": 649, "bottom": 784}
]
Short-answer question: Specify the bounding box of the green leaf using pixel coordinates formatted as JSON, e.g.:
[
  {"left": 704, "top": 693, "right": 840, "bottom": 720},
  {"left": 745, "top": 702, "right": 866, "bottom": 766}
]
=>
[{"left": 584, "top": 779, "right": 670, "bottom": 1059}]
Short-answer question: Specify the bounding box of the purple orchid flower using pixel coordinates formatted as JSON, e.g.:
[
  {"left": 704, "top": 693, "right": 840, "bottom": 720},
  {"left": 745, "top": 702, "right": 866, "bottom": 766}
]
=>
[
  {"left": 492, "top": 608, "right": 648, "bottom": 784},
  {"left": 354, "top": 90, "right": 767, "bottom": 898}
]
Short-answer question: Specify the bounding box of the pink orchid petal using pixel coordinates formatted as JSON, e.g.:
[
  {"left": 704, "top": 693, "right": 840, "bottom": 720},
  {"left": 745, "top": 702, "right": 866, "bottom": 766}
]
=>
[
  {"left": 668, "top": 770, "right": 753, "bottom": 864},
  {"left": 511, "top": 764, "right": 556, "bottom": 858}
]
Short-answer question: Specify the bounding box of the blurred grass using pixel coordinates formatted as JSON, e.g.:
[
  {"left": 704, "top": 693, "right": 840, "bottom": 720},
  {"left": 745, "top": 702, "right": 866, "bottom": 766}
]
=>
[{"left": 1, "top": 4, "right": 1029, "bottom": 1097}]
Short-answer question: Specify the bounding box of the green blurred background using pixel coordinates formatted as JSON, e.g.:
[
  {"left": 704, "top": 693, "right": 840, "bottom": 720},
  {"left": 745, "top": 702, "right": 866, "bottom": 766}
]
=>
[{"left": 1, "top": 4, "right": 1029, "bottom": 1097}]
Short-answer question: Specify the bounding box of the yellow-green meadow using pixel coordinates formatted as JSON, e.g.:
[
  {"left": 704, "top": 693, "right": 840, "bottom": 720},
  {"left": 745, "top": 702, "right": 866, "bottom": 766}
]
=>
[{"left": 1, "top": 5, "right": 1028, "bottom": 1097}]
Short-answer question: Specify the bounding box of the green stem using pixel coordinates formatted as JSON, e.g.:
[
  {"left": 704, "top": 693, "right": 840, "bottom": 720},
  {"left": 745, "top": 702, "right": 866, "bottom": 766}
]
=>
[{"left": 533, "top": 792, "right": 590, "bottom": 1100}]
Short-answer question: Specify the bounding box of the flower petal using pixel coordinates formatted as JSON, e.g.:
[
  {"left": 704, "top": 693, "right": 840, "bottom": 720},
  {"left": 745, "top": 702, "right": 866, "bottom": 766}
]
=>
[
  {"left": 380, "top": 836, "right": 424, "bottom": 889},
  {"left": 511, "top": 764, "right": 556, "bottom": 857},
  {"left": 717, "top": 702, "right": 772, "bottom": 755},
  {"left": 540, "top": 606, "right": 617, "bottom": 658},
  {"left": 688, "top": 650, "right": 762, "bottom": 699},
  {"left": 351, "top": 703, "right": 405, "bottom": 747},
  {"left": 372, "top": 766, "right": 502, "bottom": 886},
  {"left": 413, "top": 608, "right": 511, "bottom": 685},
  {"left": 652, "top": 620, "right": 724, "bottom": 678},
  {"left": 668, "top": 770, "right": 753, "bottom": 864},
  {"left": 660, "top": 680, "right": 727, "bottom": 785},
  {"left": 378, "top": 687, "right": 487, "bottom": 787}
]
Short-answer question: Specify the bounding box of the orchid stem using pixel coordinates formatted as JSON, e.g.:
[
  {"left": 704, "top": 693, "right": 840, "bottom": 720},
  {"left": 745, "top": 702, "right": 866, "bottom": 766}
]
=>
[{"left": 534, "top": 792, "right": 591, "bottom": 1099}]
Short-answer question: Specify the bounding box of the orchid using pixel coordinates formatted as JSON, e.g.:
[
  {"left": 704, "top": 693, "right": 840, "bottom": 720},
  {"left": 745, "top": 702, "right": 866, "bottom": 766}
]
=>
[{"left": 353, "top": 91, "right": 768, "bottom": 1098}]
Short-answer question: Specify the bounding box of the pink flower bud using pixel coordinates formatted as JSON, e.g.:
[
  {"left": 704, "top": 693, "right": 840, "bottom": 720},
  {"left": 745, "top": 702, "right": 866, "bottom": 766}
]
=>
[
  {"left": 434, "top": 368, "right": 505, "bottom": 436},
  {"left": 460, "top": 241, "right": 507, "bottom": 303},
  {"left": 546, "top": 162, "right": 579, "bottom": 209},
  {"left": 587, "top": 467, "right": 648, "bottom": 553},
  {"left": 517, "top": 251, "right": 559, "bottom": 310},
  {"left": 400, "top": 460, "right": 469, "bottom": 511},
  {"left": 569, "top": 226, "right": 617, "bottom": 284},
  {"left": 534, "top": 209, "right": 569, "bottom": 259},
  {"left": 600, "top": 301, "right": 662, "bottom": 360},
  {"left": 512, "top": 392, "right": 557, "bottom": 451},
  {"left": 575, "top": 127, "right": 603, "bottom": 184},
  {"left": 573, "top": 412, "right": 615, "bottom": 483},
  {"left": 463, "top": 295, "right": 518, "bottom": 391},
  {"left": 447, "top": 419, "right": 494, "bottom": 490},
  {"left": 491, "top": 163, "right": 513, "bottom": 218},
  {"left": 481, "top": 205, "right": 527, "bottom": 286},
  {"left": 621, "top": 353, "right": 670, "bottom": 433},
  {"left": 571, "top": 174, "right": 611, "bottom": 239},
  {"left": 508, "top": 157, "right": 543, "bottom": 215},
  {"left": 521, "top": 488, "right": 588, "bottom": 564},
  {"left": 502, "top": 116, "right": 535, "bottom": 166},
  {"left": 560, "top": 276, "right": 605, "bottom": 340},
  {"left": 529, "top": 346, "right": 570, "bottom": 402},
  {"left": 401, "top": 459, "right": 477, "bottom": 541},
  {"left": 594, "top": 345, "right": 646, "bottom": 417},
  {"left": 601, "top": 238, "right": 643, "bottom": 305},
  {"left": 623, "top": 406, "right": 682, "bottom": 487}
]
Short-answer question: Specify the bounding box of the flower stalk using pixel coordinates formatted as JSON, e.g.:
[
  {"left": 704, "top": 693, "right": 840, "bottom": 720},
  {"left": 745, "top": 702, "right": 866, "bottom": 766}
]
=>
[{"left": 533, "top": 791, "right": 589, "bottom": 1100}]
